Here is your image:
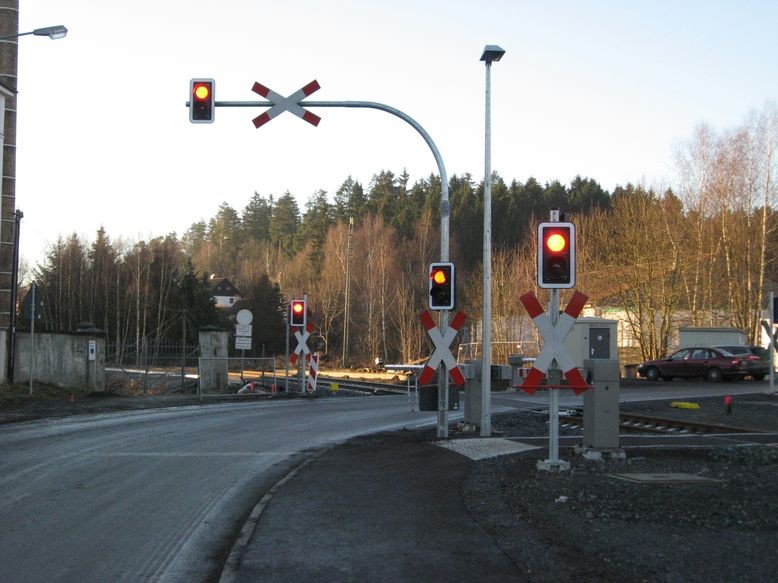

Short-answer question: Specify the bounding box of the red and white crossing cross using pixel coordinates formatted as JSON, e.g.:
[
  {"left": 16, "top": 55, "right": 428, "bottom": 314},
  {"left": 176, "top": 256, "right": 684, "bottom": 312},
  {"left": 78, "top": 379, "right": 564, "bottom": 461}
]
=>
[
  {"left": 290, "top": 321, "right": 315, "bottom": 365},
  {"left": 418, "top": 310, "right": 467, "bottom": 386},
  {"left": 307, "top": 354, "right": 319, "bottom": 394},
  {"left": 251, "top": 80, "right": 321, "bottom": 128},
  {"left": 520, "top": 290, "right": 590, "bottom": 395}
]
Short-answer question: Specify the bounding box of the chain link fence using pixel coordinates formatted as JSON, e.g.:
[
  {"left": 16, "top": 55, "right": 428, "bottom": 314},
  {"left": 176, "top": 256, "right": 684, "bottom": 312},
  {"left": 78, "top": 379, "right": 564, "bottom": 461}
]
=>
[{"left": 105, "top": 341, "right": 282, "bottom": 396}]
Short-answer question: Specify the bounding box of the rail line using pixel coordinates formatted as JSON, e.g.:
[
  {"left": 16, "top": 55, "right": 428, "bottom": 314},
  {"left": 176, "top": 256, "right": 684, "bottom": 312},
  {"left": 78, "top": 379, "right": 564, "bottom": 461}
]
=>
[
  {"left": 303, "top": 376, "right": 411, "bottom": 396},
  {"left": 557, "top": 411, "right": 766, "bottom": 435}
]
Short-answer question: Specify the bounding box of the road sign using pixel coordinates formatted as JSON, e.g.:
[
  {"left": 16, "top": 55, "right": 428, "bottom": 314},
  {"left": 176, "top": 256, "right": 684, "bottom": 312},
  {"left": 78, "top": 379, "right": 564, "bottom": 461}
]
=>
[
  {"left": 235, "top": 324, "right": 252, "bottom": 337},
  {"left": 418, "top": 310, "right": 467, "bottom": 386},
  {"left": 236, "top": 309, "right": 253, "bottom": 325},
  {"left": 290, "top": 321, "right": 314, "bottom": 365},
  {"left": 235, "top": 336, "right": 252, "bottom": 350},
  {"left": 519, "top": 290, "right": 590, "bottom": 395},
  {"left": 251, "top": 80, "right": 321, "bottom": 128}
]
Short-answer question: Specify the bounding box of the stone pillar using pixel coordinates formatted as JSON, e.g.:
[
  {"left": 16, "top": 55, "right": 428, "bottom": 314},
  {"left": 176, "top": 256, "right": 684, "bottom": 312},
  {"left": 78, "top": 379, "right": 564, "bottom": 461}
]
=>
[
  {"left": 76, "top": 322, "right": 105, "bottom": 391},
  {"left": 198, "top": 326, "right": 228, "bottom": 394}
]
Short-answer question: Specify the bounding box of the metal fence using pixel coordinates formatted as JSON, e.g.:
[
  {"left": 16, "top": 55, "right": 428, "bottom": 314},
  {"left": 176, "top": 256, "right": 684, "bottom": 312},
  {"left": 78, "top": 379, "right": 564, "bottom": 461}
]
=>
[
  {"left": 105, "top": 341, "right": 282, "bottom": 396},
  {"left": 105, "top": 342, "right": 200, "bottom": 395}
]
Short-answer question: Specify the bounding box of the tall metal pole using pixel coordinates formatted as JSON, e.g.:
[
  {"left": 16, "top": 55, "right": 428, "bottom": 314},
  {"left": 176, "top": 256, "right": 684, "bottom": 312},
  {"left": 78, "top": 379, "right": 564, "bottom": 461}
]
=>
[
  {"left": 8, "top": 208, "right": 21, "bottom": 381},
  {"left": 771, "top": 291, "right": 775, "bottom": 391},
  {"left": 342, "top": 216, "right": 353, "bottom": 367},
  {"left": 28, "top": 282, "right": 34, "bottom": 396},
  {"left": 480, "top": 59, "right": 494, "bottom": 437},
  {"left": 284, "top": 312, "right": 290, "bottom": 392},
  {"left": 299, "top": 292, "right": 307, "bottom": 394},
  {"left": 181, "top": 309, "right": 186, "bottom": 392}
]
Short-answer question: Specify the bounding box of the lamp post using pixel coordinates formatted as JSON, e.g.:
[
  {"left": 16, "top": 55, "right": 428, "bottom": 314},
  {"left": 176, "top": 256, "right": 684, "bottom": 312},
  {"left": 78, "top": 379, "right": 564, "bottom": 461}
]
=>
[
  {"left": 0, "top": 25, "right": 68, "bottom": 41},
  {"left": 480, "top": 44, "right": 505, "bottom": 437},
  {"left": 0, "top": 14, "right": 68, "bottom": 382}
]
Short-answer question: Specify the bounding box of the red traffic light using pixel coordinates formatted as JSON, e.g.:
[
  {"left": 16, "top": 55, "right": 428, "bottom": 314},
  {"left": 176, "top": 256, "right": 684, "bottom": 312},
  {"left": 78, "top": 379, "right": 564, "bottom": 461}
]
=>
[
  {"left": 189, "top": 78, "right": 215, "bottom": 124},
  {"left": 193, "top": 83, "right": 211, "bottom": 101},
  {"left": 428, "top": 262, "right": 455, "bottom": 310},
  {"left": 432, "top": 269, "right": 448, "bottom": 285},
  {"left": 545, "top": 232, "right": 567, "bottom": 253},
  {"left": 290, "top": 299, "right": 306, "bottom": 327},
  {"left": 537, "top": 222, "right": 576, "bottom": 289}
]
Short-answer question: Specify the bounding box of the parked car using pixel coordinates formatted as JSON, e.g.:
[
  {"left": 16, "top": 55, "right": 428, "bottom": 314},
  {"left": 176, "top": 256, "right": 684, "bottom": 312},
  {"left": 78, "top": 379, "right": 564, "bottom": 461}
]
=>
[
  {"left": 713, "top": 345, "right": 769, "bottom": 380},
  {"left": 637, "top": 347, "right": 748, "bottom": 382}
]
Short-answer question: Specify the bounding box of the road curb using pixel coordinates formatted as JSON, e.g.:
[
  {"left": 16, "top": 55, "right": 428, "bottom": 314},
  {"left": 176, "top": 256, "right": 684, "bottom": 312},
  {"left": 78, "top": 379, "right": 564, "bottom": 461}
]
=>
[{"left": 218, "top": 447, "right": 331, "bottom": 583}]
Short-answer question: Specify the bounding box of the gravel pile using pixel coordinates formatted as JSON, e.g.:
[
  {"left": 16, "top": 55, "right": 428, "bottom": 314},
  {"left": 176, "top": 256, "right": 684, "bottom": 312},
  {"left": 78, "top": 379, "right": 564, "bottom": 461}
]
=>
[{"left": 460, "top": 394, "right": 778, "bottom": 583}]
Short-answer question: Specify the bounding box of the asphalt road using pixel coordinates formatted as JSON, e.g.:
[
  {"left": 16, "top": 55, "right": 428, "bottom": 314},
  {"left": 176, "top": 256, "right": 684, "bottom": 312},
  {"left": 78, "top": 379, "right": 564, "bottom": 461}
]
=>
[{"left": 0, "top": 396, "right": 439, "bottom": 582}]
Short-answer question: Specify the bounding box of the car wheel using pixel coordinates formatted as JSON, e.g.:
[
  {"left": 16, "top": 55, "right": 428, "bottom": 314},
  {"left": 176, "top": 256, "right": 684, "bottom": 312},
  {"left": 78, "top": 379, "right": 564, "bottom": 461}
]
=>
[
  {"left": 644, "top": 366, "right": 660, "bottom": 381},
  {"left": 706, "top": 367, "right": 723, "bottom": 382}
]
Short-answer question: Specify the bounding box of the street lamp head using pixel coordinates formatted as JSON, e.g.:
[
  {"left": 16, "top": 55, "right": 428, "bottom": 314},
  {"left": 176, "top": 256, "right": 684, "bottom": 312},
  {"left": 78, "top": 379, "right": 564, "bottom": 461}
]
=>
[
  {"left": 33, "top": 25, "right": 68, "bottom": 40},
  {"left": 480, "top": 44, "right": 505, "bottom": 63}
]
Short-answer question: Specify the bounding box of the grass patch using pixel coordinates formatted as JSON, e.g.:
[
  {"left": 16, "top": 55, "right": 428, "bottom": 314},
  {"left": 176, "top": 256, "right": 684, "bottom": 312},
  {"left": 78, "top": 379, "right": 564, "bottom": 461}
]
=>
[{"left": 0, "top": 383, "right": 93, "bottom": 409}]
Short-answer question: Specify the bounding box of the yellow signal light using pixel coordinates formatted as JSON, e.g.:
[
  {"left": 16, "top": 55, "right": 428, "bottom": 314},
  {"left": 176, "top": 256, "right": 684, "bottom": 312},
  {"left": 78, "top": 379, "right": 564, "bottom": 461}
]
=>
[{"left": 546, "top": 232, "right": 567, "bottom": 253}]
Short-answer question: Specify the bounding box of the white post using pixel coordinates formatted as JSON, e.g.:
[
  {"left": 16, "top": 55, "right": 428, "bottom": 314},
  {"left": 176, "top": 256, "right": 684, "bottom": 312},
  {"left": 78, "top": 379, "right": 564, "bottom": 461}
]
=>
[
  {"left": 480, "top": 59, "right": 494, "bottom": 437},
  {"left": 299, "top": 292, "right": 307, "bottom": 394}
]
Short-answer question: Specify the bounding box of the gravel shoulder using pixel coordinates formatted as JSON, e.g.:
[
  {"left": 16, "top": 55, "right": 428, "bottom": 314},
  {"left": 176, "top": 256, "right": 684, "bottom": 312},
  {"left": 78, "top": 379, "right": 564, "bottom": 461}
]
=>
[{"left": 462, "top": 392, "right": 778, "bottom": 583}]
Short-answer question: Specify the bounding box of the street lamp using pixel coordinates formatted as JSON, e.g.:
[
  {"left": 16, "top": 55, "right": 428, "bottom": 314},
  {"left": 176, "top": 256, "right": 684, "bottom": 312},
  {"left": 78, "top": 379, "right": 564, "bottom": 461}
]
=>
[
  {"left": 480, "top": 44, "right": 505, "bottom": 437},
  {"left": 0, "top": 25, "right": 68, "bottom": 41}
]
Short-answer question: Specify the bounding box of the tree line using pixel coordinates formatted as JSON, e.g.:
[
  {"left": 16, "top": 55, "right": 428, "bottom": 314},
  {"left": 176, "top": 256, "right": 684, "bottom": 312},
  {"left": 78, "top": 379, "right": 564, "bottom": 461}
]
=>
[{"left": 24, "top": 104, "right": 778, "bottom": 365}]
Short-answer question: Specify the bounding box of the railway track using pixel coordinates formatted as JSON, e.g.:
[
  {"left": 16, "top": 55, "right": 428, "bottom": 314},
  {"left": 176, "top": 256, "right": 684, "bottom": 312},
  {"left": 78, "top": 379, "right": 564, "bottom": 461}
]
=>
[
  {"left": 558, "top": 410, "right": 766, "bottom": 435},
  {"left": 303, "top": 376, "right": 411, "bottom": 396}
]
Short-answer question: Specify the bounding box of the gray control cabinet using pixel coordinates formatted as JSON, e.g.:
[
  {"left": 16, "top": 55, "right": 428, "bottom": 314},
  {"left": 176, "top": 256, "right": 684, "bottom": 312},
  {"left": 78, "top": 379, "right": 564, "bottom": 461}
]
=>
[
  {"left": 582, "top": 359, "right": 621, "bottom": 450},
  {"left": 565, "top": 318, "right": 618, "bottom": 368}
]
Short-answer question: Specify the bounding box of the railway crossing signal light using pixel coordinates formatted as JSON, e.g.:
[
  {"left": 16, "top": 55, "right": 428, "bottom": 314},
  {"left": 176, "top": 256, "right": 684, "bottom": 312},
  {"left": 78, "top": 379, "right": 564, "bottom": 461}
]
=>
[
  {"left": 189, "top": 78, "right": 215, "bottom": 123},
  {"left": 428, "top": 262, "right": 455, "bottom": 310},
  {"left": 290, "top": 299, "right": 307, "bottom": 327},
  {"left": 537, "top": 222, "right": 576, "bottom": 289}
]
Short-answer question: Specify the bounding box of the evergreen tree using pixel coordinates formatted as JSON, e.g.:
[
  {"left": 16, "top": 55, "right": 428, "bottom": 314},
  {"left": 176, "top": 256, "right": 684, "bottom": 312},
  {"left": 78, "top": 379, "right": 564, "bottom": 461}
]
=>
[
  {"left": 300, "top": 190, "right": 334, "bottom": 276},
  {"left": 334, "top": 176, "right": 366, "bottom": 221},
  {"left": 568, "top": 175, "right": 610, "bottom": 213},
  {"left": 207, "top": 202, "right": 242, "bottom": 275},
  {"left": 242, "top": 192, "right": 273, "bottom": 242},
  {"left": 242, "top": 273, "right": 286, "bottom": 356},
  {"left": 182, "top": 220, "right": 208, "bottom": 257},
  {"left": 174, "top": 260, "right": 224, "bottom": 343},
  {"left": 270, "top": 192, "right": 301, "bottom": 258}
]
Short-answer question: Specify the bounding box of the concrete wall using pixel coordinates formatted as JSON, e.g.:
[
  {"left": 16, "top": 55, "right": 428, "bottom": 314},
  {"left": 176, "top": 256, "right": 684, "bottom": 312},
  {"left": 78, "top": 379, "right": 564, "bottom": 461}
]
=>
[
  {"left": 0, "top": 329, "right": 7, "bottom": 384},
  {"left": 14, "top": 330, "right": 105, "bottom": 391}
]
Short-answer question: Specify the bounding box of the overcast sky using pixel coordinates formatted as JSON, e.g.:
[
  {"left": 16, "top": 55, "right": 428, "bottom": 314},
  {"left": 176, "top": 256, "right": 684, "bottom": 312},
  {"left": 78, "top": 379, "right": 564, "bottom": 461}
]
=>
[{"left": 13, "top": 0, "right": 778, "bottom": 266}]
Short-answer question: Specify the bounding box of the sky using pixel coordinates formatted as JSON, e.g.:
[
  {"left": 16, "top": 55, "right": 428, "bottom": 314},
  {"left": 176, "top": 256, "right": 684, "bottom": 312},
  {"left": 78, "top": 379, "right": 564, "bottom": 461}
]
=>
[{"left": 13, "top": 0, "right": 778, "bottom": 267}]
